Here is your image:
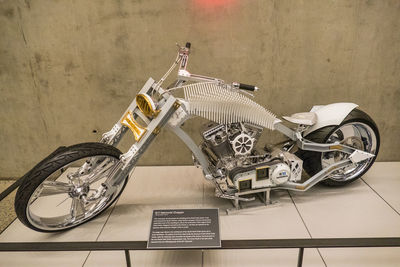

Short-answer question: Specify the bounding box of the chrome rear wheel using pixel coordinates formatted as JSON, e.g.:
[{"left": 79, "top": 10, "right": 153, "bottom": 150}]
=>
[
  {"left": 297, "top": 109, "right": 380, "bottom": 186},
  {"left": 321, "top": 122, "right": 378, "bottom": 182}
]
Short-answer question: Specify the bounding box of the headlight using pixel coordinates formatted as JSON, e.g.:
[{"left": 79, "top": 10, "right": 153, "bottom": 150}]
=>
[{"left": 136, "top": 93, "right": 158, "bottom": 117}]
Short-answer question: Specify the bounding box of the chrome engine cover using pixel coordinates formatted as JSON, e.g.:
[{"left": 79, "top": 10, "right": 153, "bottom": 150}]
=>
[
  {"left": 201, "top": 122, "right": 263, "bottom": 172},
  {"left": 200, "top": 122, "right": 304, "bottom": 191},
  {"left": 230, "top": 133, "right": 254, "bottom": 156},
  {"left": 270, "top": 163, "right": 291, "bottom": 185}
]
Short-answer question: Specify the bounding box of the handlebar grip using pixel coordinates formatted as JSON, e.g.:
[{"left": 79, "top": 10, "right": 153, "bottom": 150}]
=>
[
  {"left": 185, "top": 42, "right": 191, "bottom": 49},
  {"left": 239, "top": 83, "right": 258, "bottom": 91}
]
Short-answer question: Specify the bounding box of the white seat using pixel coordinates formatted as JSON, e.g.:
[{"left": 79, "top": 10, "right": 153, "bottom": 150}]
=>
[{"left": 283, "top": 112, "right": 317, "bottom": 126}]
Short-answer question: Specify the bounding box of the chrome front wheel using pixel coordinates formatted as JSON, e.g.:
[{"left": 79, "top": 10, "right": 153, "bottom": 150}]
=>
[{"left": 15, "top": 143, "right": 128, "bottom": 232}]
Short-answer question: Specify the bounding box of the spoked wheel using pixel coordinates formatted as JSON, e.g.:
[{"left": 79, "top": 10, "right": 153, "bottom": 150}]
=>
[
  {"left": 298, "top": 109, "right": 380, "bottom": 186},
  {"left": 15, "top": 143, "right": 128, "bottom": 232},
  {"left": 321, "top": 122, "right": 378, "bottom": 184}
]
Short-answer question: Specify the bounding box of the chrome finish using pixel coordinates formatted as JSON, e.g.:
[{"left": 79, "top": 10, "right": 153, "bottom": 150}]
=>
[
  {"left": 101, "top": 124, "right": 122, "bottom": 145},
  {"left": 274, "top": 122, "right": 296, "bottom": 140},
  {"left": 226, "top": 187, "right": 273, "bottom": 214},
  {"left": 182, "top": 82, "right": 277, "bottom": 130},
  {"left": 321, "top": 122, "right": 378, "bottom": 182},
  {"left": 101, "top": 78, "right": 156, "bottom": 146},
  {"left": 106, "top": 96, "right": 179, "bottom": 189},
  {"left": 94, "top": 45, "right": 379, "bottom": 208},
  {"left": 16, "top": 43, "right": 383, "bottom": 231},
  {"left": 295, "top": 131, "right": 375, "bottom": 160},
  {"left": 231, "top": 133, "right": 254, "bottom": 156},
  {"left": 119, "top": 97, "right": 177, "bottom": 167},
  {"left": 167, "top": 124, "right": 212, "bottom": 178},
  {"left": 178, "top": 70, "right": 224, "bottom": 84},
  {"left": 26, "top": 155, "right": 124, "bottom": 231},
  {"left": 281, "top": 159, "right": 352, "bottom": 191}
]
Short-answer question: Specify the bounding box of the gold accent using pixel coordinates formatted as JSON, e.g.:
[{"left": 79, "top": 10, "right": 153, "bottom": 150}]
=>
[
  {"left": 256, "top": 166, "right": 268, "bottom": 170},
  {"left": 329, "top": 145, "right": 342, "bottom": 150},
  {"left": 256, "top": 166, "right": 269, "bottom": 181},
  {"left": 152, "top": 127, "right": 161, "bottom": 135},
  {"left": 238, "top": 178, "right": 252, "bottom": 191},
  {"left": 136, "top": 94, "right": 159, "bottom": 117},
  {"left": 173, "top": 101, "right": 181, "bottom": 110},
  {"left": 328, "top": 166, "right": 336, "bottom": 173},
  {"left": 295, "top": 185, "right": 305, "bottom": 190},
  {"left": 120, "top": 111, "right": 147, "bottom": 141}
]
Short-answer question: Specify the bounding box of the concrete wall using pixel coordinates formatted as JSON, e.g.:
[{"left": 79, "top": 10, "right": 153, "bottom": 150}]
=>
[{"left": 1, "top": 0, "right": 399, "bottom": 177}]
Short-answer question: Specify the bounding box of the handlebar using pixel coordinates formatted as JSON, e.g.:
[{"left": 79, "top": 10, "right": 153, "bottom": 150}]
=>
[
  {"left": 178, "top": 42, "right": 191, "bottom": 70},
  {"left": 238, "top": 83, "right": 258, "bottom": 91},
  {"left": 161, "top": 42, "right": 259, "bottom": 93},
  {"left": 232, "top": 82, "right": 259, "bottom": 92}
]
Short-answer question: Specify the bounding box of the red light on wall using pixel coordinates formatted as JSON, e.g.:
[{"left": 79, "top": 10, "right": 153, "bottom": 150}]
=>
[{"left": 194, "top": 0, "right": 236, "bottom": 9}]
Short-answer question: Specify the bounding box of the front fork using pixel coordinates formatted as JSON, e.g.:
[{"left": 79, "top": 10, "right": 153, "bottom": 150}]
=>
[
  {"left": 95, "top": 78, "right": 214, "bottom": 195},
  {"left": 96, "top": 78, "right": 180, "bottom": 191}
]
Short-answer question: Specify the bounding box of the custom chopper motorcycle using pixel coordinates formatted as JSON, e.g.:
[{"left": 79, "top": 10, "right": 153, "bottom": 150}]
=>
[{"left": 15, "top": 43, "right": 379, "bottom": 232}]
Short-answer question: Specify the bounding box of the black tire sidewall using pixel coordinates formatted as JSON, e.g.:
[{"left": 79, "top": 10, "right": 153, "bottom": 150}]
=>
[
  {"left": 300, "top": 109, "right": 380, "bottom": 186},
  {"left": 15, "top": 142, "right": 128, "bottom": 232}
]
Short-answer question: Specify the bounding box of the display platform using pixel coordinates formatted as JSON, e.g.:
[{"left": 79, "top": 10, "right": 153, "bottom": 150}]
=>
[{"left": 0, "top": 162, "right": 400, "bottom": 267}]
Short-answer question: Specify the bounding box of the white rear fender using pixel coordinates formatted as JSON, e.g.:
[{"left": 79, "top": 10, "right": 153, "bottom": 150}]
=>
[{"left": 303, "top": 103, "right": 358, "bottom": 136}]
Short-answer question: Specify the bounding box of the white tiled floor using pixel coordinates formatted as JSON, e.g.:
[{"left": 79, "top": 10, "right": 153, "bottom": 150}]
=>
[
  {"left": 362, "top": 162, "right": 400, "bottom": 213},
  {"left": 0, "top": 251, "right": 90, "bottom": 267},
  {"left": 203, "top": 248, "right": 325, "bottom": 267},
  {"left": 0, "top": 163, "right": 399, "bottom": 267},
  {"left": 84, "top": 250, "right": 203, "bottom": 267},
  {"left": 318, "top": 247, "right": 400, "bottom": 267},
  {"left": 289, "top": 179, "right": 400, "bottom": 238}
]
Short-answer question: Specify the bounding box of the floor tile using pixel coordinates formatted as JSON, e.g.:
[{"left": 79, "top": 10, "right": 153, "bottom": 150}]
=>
[
  {"left": 130, "top": 250, "right": 202, "bottom": 267},
  {"left": 97, "top": 166, "right": 325, "bottom": 266},
  {"left": 203, "top": 248, "right": 324, "bottom": 267},
  {"left": 0, "top": 251, "right": 89, "bottom": 267},
  {"left": 320, "top": 247, "right": 400, "bottom": 267},
  {"left": 291, "top": 163, "right": 400, "bottom": 266},
  {"left": 2, "top": 163, "right": 400, "bottom": 267},
  {"left": 203, "top": 184, "right": 312, "bottom": 240},
  {"left": 84, "top": 250, "right": 203, "bottom": 267},
  {"left": 290, "top": 179, "right": 400, "bottom": 238},
  {"left": 97, "top": 166, "right": 205, "bottom": 241},
  {"left": 83, "top": 251, "right": 128, "bottom": 267},
  {"left": 0, "top": 167, "right": 114, "bottom": 242},
  {"left": 122, "top": 166, "right": 205, "bottom": 205},
  {"left": 0, "top": 168, "right": 114, "bottom": 266},
  {"left": 362, "top": 162, "right": 400, "bottom": 214},
  {"left": 0, "top": 201, "right": 115, "bottom": 242},
  {"left": 202, "top": 181, "right": 325, "bottom": 266}
]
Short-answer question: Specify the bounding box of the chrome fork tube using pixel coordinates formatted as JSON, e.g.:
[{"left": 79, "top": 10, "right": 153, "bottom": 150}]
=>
[{"left": 105, "top": 96, "right": 179, "bottom": 188}]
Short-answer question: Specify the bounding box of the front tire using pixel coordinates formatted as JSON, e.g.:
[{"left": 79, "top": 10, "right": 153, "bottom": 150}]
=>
[
  {"left": 15, "top": 142, "right": 128, "bottom": 232},
  {"left": 297, "top": 109, "right": 380, "bottom": 186}
]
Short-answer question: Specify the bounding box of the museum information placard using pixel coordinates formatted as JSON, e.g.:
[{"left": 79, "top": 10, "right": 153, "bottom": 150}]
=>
[{"left": 147, "top": 209, "right": 220, "bottom": 248}]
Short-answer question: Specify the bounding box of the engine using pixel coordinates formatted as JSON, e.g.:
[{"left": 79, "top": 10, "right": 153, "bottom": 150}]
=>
[{"left": 200, "top": 122, "right": 303, "bottom": 191}]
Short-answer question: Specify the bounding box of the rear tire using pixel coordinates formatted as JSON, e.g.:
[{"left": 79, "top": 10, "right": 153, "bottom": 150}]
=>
[
  {"left": 15, "top": 142, "right": 128, "bottom": 232},
  {"left": 296, "top": 109, "right": 380, "bottom": 186}
]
